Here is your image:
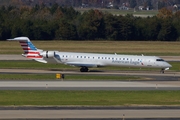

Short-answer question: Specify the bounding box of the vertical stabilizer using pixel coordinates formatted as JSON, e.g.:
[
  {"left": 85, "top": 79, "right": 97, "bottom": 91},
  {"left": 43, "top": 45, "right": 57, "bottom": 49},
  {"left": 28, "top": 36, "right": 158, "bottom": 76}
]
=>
[{"left": 7, "top": 37, "right": 47, "bottom": 63}]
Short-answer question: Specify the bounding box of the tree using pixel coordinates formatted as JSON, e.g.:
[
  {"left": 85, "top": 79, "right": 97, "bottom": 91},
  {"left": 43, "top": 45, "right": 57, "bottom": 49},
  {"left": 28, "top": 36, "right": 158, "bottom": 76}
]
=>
[
  {"left": 157, "top": 8, "right": 173, "bottom": 19},
  {"left": 157, "top": 1, "right": 166, "bottom": 10},
  {"left": 117, "top": 15, "right": 134, "bottom": 40},
  {"left": 78, "top": 9, "right": 104, "bottom": 40},
  {"left": 158, "top": 19, "right": 178, "bottom": 41},
  {"left": 31, "top": 20, "right": 56, "bottom": 40},
  {"left": 104, "top": 13, "right": 119, "bottom": 40},
  {"left": 11, "top": 21, "right": 22, "bottom": 38},
  {"left": 55, "top": 20, "right": 78, "bottom": 40},
  {"left": 129, "top": 0, "right": 137, "bottom": 8},
  {"left": 19, "top": 20, "right": 33, "bottom": 38},
  {"left": 172, "top": 11, "right": 180, "bottom": 40},
  {"left": 0, "top": 25, "right": 3, "bottom": 40},
  {"left": 135, "top": 17, "right": 161, "bottom": 40},
  {"left": 145, "top": 17, "right": 161, "bottom": 40},
  {"left": 146, "top": 0, "right": 153, "bottom": 9},
  {"left": 50, "top": 3, "right": 59, "bottom": 14}
]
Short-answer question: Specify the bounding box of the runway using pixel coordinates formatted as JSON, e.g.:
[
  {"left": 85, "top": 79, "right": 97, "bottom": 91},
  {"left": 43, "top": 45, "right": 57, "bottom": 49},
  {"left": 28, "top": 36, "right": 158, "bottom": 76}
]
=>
[
  {"left": 0, "top": 80, "right": 180, "bottom": 90},
  {"left": 1, "top": 107, "right": 180, "bottom": 119}
]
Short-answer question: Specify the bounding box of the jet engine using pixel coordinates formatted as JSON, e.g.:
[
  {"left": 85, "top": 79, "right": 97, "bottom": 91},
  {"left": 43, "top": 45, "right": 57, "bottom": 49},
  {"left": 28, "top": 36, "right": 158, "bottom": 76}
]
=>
[{"left": 40, "top": 51, "right": 55, "bottom": 58}]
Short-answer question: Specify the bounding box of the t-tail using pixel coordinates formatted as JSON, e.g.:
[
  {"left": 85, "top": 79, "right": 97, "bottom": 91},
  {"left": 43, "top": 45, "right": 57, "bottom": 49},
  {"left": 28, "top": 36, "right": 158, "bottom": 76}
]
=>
[{"left": 7, "top": 37, "right": 47, "bottom": 63}]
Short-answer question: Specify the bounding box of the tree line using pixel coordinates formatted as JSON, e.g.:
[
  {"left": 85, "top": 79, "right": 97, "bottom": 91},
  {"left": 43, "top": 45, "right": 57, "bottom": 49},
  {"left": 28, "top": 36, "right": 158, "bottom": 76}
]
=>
[{"left": 0, "top": 5, "right": 180, "bottom": 41}]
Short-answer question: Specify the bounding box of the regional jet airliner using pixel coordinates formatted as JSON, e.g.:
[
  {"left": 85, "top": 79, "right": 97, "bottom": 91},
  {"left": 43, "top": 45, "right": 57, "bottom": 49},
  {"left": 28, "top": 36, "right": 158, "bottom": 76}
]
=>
[{"left": 8, "top": 37, "right": 172, "bottom": 73}]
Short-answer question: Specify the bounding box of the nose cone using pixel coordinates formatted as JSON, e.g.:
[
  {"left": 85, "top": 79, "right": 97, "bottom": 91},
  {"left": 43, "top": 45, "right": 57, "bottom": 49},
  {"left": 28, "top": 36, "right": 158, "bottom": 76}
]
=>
[{"left": 164, "top": 62, "right": 172, "bottom": 68}]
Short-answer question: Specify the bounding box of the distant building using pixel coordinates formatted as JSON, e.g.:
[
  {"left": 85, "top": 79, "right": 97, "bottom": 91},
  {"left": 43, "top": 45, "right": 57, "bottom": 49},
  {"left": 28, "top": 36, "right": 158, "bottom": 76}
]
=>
[
  {"left": 81, "top": 3, "right": 89, "bottom": 8},
  {"left": 139, "top": 6, "right": 150, "bottom": 10},
  {"left": 119, "top": 6, "right": 129, "bottom": 10},
  {"left": 139, "top": 6, "right": 144, "bottom": 10},
  {"left": 174, "top": 4, "right": 180, "bottom": 10},
  {"left": 107, "top": 2, "right": 113, "bottom": 8},
  {"left": 119, "top": 2, "right": 129, "bottom": 10}
]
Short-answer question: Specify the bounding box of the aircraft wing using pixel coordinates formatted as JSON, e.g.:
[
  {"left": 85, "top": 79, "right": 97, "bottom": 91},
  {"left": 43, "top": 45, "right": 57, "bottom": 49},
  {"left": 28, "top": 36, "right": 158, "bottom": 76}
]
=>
[
  {"left": 34, "top": 59, "right": 47, "bottom": 63},
  {"left": 65, "top": 62, "right": 101, "bottom": 68}
]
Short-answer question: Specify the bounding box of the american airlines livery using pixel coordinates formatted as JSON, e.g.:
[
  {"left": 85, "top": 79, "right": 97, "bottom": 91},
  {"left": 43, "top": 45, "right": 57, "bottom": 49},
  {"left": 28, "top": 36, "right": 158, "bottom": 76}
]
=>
[{"left": 8, "top": 37, "right": 172, "bottom": 73}]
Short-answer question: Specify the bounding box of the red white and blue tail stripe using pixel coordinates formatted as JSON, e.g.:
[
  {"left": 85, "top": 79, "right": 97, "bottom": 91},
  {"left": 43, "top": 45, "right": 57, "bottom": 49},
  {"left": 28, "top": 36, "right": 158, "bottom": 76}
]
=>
[{"left": 7, "top": 37, "right": 47, "bottom": 63}]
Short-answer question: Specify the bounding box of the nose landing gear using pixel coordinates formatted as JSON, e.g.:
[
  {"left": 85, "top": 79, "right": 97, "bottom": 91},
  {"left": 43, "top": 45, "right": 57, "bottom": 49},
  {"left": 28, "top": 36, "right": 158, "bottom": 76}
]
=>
[
  {"left": 161, "top": 69, "right": 165, "bottom": 73},
  {"left": 161, "top": 68, "right": 170, "bottom": 74}
]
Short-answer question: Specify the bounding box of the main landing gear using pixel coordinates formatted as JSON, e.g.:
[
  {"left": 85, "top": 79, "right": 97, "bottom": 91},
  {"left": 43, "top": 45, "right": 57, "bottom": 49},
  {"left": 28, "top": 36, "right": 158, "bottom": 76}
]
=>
[{"left": 80, "top": 66, "right": 89, "bottom": 72}]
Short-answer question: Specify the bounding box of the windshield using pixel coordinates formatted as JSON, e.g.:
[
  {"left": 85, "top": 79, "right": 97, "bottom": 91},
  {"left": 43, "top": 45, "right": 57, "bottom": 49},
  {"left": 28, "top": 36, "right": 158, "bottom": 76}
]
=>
[{"left": 156, "top": 59, "right": 165, "bottom": 62}]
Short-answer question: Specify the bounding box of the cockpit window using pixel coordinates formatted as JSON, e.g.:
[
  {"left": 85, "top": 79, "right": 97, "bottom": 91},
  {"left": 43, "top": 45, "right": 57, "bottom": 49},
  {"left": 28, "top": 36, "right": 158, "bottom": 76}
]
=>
[{"left": 156, "top": 59, "right": 165, "bottom": 61}]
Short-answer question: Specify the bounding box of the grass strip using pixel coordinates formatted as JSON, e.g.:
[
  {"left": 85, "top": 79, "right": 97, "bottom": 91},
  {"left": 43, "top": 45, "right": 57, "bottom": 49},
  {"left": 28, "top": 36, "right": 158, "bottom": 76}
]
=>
[
  {"left": 0, "top": 91, "right": 180, "bottom": 106},
  {"left": 0, "top": 74, "right": 142, "bottom": 81},
  {"left": 0, "top": 74, "right": 55, "bottom": 80},
  {"left": 0, "top": 60, "right": 73, "bottom": 70},
  {"left": 66, "top": 75, "right": 142, "bottom": 81},
  {"left": 2, "top": 41, "right": 180, "bottom": 55}
]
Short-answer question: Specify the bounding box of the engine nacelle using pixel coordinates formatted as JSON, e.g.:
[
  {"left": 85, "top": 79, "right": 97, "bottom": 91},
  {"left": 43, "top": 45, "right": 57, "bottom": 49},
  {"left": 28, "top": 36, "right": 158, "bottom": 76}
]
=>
[{"left": 40, "top": 51, "right": 55, "bottom": 58}]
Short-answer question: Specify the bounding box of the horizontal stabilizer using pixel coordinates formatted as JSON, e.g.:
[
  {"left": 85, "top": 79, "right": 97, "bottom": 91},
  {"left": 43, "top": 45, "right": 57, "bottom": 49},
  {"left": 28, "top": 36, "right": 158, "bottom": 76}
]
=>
[{"left": 7, "top": 37, "right": 30, "bottom": 41}]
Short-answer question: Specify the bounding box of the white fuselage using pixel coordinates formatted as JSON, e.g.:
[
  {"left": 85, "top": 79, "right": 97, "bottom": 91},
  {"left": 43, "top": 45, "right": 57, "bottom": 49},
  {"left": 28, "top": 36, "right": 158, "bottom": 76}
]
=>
[
  {"left": 49, "top": 52, "right": 171, "bottom": 69},
  {"left": 7, "top": 37, "right": 172, "bottom": 72}
]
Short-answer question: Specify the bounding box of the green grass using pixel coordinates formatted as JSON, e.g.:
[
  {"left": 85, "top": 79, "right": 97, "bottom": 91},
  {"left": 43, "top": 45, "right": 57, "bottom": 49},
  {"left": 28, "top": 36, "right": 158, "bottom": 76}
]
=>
[
  {"left": 0, "top": 91, "right": 180, "bottom": 106},
  {"left": 0, "top": 74, "right": 142, "bottom": 80},
  {"left": 0, "top": 74, "right": 55, "bottom": 80},
  {"left": 66, "top": 75, "right": 142, "bottom": 80},
  {"left": 1, "top": 41, "right": 180, "bottom": 55},
  {"left": 0, "top": 60, "right": 65, "bottom": 69}
]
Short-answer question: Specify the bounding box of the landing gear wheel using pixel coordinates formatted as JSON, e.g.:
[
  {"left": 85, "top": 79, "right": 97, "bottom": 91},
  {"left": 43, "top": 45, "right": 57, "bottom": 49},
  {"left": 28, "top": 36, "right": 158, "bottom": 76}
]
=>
[
  {"left": 80, "top": 67, "right": 89, "bottom": 72},
  {"left": 161, "top": 69, "right": 165, "bottom": 74}
]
